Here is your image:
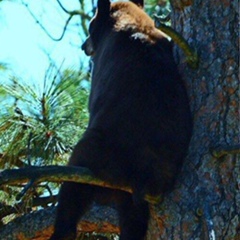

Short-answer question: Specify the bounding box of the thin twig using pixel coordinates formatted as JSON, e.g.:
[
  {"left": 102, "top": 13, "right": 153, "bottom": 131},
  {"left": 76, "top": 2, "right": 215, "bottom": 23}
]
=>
[{"left": 22, "top": 1, "right": 91, "bottom": 41}]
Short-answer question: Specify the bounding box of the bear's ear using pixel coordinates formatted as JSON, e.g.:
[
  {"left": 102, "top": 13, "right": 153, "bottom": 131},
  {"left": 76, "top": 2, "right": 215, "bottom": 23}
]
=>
[
  {"left": 131, "top": 0, "right": 144, "bottom": 8},
  {"left": 97, "top": 0, "right": 110, "bottom": 18}
]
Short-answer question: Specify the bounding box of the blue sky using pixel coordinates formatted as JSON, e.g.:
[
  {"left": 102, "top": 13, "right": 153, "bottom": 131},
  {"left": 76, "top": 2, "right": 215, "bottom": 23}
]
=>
[{"left": 0, "top": 0, "right": 90, "bottom": 84}]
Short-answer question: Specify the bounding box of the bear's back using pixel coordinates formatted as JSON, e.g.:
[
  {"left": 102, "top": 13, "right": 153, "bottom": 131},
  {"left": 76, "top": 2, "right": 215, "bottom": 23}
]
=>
[{"left": 85, "top": 0, "right": 192, "bottom": 194}]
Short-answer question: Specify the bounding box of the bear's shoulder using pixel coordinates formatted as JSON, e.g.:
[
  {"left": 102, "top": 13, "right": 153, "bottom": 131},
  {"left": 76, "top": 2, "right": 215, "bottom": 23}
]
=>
[{"left": 111, "top": 2, "right": 169, "bottom": 43}]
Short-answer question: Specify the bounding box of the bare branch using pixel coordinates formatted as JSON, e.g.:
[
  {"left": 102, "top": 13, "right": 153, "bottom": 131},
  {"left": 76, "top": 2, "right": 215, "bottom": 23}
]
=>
[
  {"left": 56, "top": 0, "right": 91, "bottom": 20},
  {"left": 22, "top": 1, "right": 91, "bottom": 41},
  {"left": 154, "top": 15, "right": 199, "bottom": 69},
  {"left": 56, "top": 15, "right": 74, "bottom": 41},
  {"left": 21, "top": 1, "right": 59, "bottom": 41},
  {"left": 78, "top": 0, "right": 91, "bottom": 36},
  {"left": 0, "top": 195, "right": 57, "bottom": 219},
  {"left": 211, "top": 144, "right": 240, "bottom": 158},
  {"left": 56, "top": 0, "right": 70, "bottom": 14},
  {"left": 16, "top": 179, "right": 35, "bottom": 201},
  {"left": 0, "top": 166, "right": 162, "bottom": 204}
]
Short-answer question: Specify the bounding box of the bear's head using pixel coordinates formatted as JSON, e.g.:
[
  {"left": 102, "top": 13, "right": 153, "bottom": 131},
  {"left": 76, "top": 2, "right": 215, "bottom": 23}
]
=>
[{"left": 82, "top": 0, "right": 168, "bottom": 56}]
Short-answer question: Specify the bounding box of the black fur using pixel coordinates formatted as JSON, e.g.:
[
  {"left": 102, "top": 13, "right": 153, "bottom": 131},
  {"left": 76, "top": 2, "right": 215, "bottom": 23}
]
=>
[{"left": 50, "top": 0, "right": 192, "bottom": 239}]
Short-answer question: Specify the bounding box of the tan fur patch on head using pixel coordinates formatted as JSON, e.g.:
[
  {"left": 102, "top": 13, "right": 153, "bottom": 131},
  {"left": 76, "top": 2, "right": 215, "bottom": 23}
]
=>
[{"left": 111, "top": 2, "right": 168, "bottom": 43}]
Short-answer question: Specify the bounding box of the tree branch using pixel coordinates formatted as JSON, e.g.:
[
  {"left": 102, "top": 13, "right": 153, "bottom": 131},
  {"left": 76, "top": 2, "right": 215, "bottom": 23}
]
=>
[
  {"left": 154, "top": 15, "right": 199, "bottom": 69},
  {"left": 56, "top": 0, "right": 91, "bottom": 20},
  {"left": 21, "top": 1, "right": 61, "bottom": 41},
  {"left": 0, "top": 195, "right": 57, "bottom": 219},
  {"left": 22, "top": 0, "right": 91, "bottom": 41},
  {"left": 0, "top": 166, "right": 162, "bottom": 204},
  {"left": 0, "top": 205, "right": 119, "bottom": 240},
  {"left": 211, "top": 144, "right": 240, "bottom": 158}
]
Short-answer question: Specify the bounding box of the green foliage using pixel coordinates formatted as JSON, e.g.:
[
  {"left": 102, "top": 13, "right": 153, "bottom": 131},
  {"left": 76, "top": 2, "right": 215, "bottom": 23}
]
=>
[
  {"left": 0, "top": 65, "right": 89, "bottom": 168},
  {"left": 145, "top": 0, "right": 170, "bottom": 17},
  {"left": 0, "top": 63, "right": 8, "bottom": 71},
  {"left": 78, "top": 233, "right": 118, "bottom": 240}
]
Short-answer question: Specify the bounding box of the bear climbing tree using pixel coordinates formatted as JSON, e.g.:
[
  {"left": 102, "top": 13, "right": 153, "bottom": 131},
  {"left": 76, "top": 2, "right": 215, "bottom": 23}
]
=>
[
  {"left": 50, "top": 0, "right": 192, "bottom": 239},
  {"left": 0, "top": 0, "right": 238, "bottom": 239}
]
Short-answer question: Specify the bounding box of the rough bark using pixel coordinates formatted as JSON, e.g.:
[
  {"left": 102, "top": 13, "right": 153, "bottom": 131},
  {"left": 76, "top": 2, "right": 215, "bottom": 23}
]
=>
[
  {"left": 147, "top": 0, "right": 239, "bottom": 239},
  {"left": 0, "top": 206, "right": 119, "bottom": 240}
]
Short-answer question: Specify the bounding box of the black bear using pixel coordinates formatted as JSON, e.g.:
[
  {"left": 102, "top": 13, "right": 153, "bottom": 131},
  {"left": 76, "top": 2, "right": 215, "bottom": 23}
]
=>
[{"left": 50, "top": 0, "right": 192, "bottom": 239}]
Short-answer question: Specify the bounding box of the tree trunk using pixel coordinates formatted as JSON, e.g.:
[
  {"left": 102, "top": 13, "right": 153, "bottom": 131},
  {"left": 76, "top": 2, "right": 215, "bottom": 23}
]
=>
[{"left": 147, "top": 0, "right": 239, "bottom": 239}]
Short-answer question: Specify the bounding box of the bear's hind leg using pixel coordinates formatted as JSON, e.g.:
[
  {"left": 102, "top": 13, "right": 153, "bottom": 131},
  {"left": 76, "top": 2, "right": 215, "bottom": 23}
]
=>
[
  {"left": 117, "top": 193, "right": 149, "bottom": 240},
  {"left": 50, "top": 183, "right": 94, "bottom": 240}
]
